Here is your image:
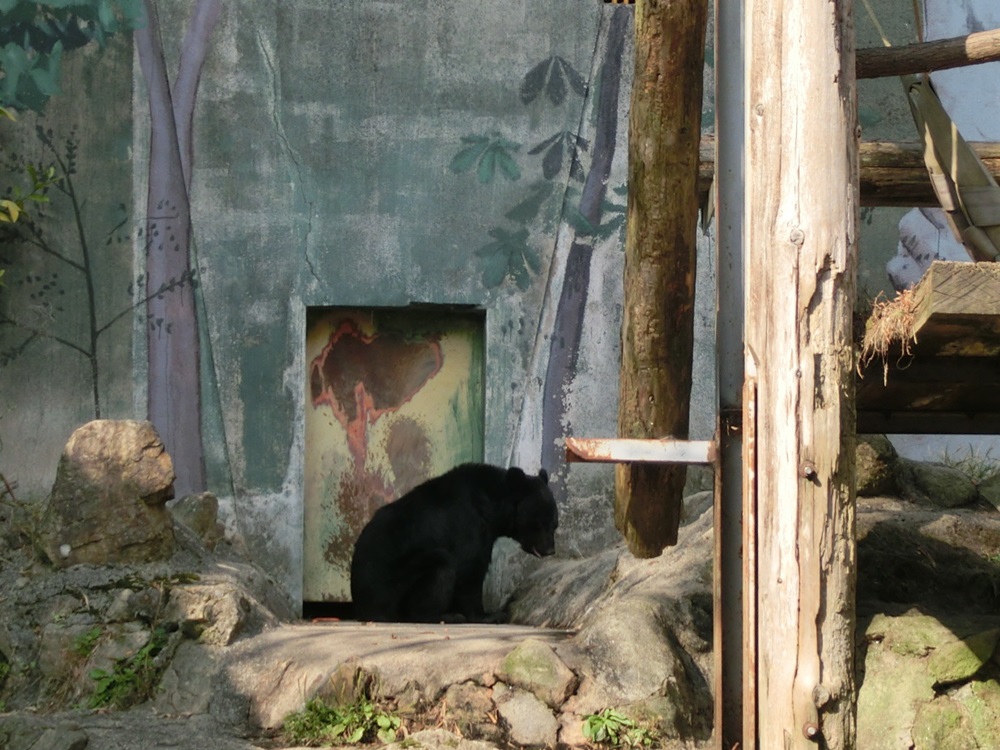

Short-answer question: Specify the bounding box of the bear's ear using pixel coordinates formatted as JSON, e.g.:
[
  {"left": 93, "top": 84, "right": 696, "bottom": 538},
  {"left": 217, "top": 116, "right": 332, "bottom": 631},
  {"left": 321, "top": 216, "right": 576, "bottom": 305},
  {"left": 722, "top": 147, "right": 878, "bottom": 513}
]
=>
[
  {"left": 506, "top": 467, "right": 527, "bottom": 483},
  {"left": 539, "top": 468, "right": 549, "bottom": 484}
]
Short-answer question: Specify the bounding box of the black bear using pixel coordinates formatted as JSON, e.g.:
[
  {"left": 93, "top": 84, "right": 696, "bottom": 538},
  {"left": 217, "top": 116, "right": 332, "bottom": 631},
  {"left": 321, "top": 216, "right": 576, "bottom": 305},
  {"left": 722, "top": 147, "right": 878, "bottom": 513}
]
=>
[{"left": 350, "top": 463, "right": 557, "bottom": 623}]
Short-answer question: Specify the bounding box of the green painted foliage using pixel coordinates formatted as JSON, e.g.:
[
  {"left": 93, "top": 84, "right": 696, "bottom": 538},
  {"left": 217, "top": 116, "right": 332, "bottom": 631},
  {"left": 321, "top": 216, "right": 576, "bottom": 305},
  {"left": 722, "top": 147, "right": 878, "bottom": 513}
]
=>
[
  {"left": 520, "top": 55, "right": 587, "bottom": 106},
  {"left": 474, "top": 226, "right": 538, "bottom": 290},
  {"left": 0, "top": 0, "right": 145, "bottom": 111},
  {"left": 449, "top": 132, "right": 521, "bottom": 183}
]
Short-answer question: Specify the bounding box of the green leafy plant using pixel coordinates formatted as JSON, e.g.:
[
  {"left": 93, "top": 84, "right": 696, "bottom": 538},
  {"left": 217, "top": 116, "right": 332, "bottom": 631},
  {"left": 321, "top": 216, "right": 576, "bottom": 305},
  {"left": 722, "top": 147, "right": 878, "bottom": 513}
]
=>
[
  {"left": 283, "top": 693, "right": 401, "bottom": 746},
  {"left": 87, "top": 627, "right": 168, "bottom": 709},
  {"left": 582, "top": 709, "right": 658, "bottom": 749},
  {"left": 72, "top": 626, "right": 102, "bottom": 657}
]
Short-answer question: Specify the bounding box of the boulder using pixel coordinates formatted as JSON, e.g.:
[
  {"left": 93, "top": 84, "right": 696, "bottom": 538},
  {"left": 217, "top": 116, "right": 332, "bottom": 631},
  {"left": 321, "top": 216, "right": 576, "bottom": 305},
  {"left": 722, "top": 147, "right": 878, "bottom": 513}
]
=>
[
  {"left": 170, "top": 492, "right": 224, "bottom": 551},
  {"left": 493, "top": 682, "right": 560, "bottom": 748},
  {"left": 897, "top": 458, "right": 979, "bottom": 509},
  {"left": 440, "top": 682, "right": 504, "bottom": 742},
  {"left": 39, "top": 420, "right": 176, "bottom": 567},
  {"left": 978, "top": 472, "right": 1000, "bottom": 511},
  {"left": 496, "top": 638, "right": 578, "bottom": 709},
  {"left": 928, "top": 629, "right": 1000, "bottom": 687},
  {"left": 856, "top": 434, "right": 900, "bottom": 496},
  {"left": 911, "top": 698, "right": 973, "bottom": 750}
]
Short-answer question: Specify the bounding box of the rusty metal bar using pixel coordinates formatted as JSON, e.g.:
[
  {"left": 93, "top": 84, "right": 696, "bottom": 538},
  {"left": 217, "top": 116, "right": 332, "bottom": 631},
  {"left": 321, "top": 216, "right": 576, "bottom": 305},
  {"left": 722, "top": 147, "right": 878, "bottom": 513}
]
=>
[{"left": 564, "top": 437, "right": 716, "bottom": 465}]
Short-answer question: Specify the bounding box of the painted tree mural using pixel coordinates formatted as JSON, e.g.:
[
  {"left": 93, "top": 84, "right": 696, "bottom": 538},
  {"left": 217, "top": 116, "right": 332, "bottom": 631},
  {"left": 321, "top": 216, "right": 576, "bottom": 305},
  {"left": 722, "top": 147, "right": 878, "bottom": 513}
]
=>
[
  {"left": 0, "top": 2, "right": 142, "bottom": 418},
  {"left": 134, "top": 0, "right": 221, "bottom": 497},
  {"left": 0, "top": 127, "right": 155, "bottom": 418},
  {"left": 451, "top": 8, "right": 630, "bottom": 501},
  {"left": 0, "top": 0, "right": 219, "bottom": 497},
  {"left": 539, "top": 9, "right": 628, "bottom": 499}
]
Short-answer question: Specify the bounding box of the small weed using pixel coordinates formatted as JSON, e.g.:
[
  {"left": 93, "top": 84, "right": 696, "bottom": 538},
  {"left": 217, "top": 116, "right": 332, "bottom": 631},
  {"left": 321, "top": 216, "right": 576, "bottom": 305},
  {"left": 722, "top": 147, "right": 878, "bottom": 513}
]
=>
[
  {"left": 940, "top": 445, "right": 1000, "bottom": 486},
  {"left": 283, "top": 693, "right": 401, "bottom": 746},
  {"left": 73, "top": 626, "right": 102, "bottom": 657},
  {"left": 88, "top": 627, "right": 168, "bottom": 709},
  {"left": 582, "top": 709, "right": 658, "bottom": 749}
]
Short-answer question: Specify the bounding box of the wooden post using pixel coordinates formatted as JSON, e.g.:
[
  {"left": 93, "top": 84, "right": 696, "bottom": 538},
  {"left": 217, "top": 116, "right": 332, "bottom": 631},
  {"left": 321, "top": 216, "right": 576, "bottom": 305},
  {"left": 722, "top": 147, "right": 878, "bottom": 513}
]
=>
[
  {"left": 616, "top": 0, "right": 708, "bottom": 557},
  {"left": 744, "top": 0, "right": 858, "bottom": 748}
]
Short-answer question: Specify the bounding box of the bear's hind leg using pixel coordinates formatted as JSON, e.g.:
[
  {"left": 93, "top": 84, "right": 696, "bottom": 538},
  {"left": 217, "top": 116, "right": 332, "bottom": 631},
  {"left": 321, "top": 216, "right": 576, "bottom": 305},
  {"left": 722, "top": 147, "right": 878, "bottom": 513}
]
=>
[{"left": 399, "top": 554, "right": 461, "bottom": 623}]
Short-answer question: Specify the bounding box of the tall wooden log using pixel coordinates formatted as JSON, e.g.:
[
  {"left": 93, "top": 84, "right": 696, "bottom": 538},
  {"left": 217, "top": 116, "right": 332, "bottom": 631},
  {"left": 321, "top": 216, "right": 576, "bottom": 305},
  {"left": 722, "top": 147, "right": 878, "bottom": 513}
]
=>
[
  {"left": 744, "top": 0, "right": 858, "bottom": 748},
  {"left": 615, "top": 0, "right": 708, "bottom": 557}
]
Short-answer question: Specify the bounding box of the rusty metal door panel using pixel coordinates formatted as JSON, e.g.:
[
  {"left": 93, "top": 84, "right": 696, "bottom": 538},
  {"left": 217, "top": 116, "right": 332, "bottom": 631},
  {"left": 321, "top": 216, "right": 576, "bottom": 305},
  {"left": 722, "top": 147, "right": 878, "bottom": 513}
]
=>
[{"left": 303, "top": 307, "right": 485, "bottom": 602}]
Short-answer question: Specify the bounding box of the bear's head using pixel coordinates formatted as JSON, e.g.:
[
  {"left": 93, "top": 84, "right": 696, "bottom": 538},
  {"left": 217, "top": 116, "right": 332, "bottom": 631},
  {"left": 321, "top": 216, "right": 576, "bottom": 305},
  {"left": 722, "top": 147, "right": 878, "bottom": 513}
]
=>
[{"left": 508, "top": 467, "right": 558, "bottom": 558}]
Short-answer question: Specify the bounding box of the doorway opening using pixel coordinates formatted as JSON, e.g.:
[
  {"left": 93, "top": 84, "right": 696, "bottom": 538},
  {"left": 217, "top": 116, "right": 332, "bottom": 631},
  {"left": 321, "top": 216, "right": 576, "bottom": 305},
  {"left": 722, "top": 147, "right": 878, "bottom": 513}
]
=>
[{"left": 302, "top": 305, "right": 486, "bottom": 612}]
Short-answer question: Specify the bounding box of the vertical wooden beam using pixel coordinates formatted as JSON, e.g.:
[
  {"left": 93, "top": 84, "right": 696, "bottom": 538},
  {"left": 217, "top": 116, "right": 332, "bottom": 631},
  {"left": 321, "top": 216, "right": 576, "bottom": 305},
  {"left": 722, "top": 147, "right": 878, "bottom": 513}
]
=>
[
  {"left": 616, "top": 0, "right": 709, "bottom": 557},
  {"left": 744, "top": 0, "right": 858, "bottom": 747}
]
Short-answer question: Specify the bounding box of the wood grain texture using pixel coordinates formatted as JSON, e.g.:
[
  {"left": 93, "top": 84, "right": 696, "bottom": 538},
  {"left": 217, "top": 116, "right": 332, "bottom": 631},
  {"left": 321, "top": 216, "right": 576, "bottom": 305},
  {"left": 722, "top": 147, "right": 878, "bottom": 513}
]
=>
[
  {"left": 615, "top": 0, "right": 708, "bottom": 557},
  {"left": 744, "top": 0, "right": 858, "bottom": 747}
]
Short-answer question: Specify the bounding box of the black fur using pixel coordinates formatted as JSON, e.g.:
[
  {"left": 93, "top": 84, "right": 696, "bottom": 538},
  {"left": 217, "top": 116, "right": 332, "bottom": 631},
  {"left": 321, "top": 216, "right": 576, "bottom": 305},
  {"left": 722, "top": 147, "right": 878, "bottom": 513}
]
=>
[{"left": 350, "top": 463, "right": 558, "bottom": 623}]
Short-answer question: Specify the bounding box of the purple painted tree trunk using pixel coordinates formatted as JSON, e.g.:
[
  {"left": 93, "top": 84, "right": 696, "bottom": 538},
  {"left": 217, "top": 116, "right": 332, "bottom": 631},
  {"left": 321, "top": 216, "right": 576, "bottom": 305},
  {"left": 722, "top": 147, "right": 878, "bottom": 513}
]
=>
[
  {"left": 135, "top": 0, "right": 221, "bottom": 497},
  {"left": 540, "top": 8, "right": 629, "bottom": 501}
]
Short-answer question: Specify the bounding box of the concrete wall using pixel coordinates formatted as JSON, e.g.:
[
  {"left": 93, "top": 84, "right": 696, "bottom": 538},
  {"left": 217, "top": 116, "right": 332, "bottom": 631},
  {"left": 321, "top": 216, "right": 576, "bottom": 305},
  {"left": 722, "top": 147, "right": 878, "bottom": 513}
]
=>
[{"left": 5, "top": 1, "right": 994, "bottom": 608}]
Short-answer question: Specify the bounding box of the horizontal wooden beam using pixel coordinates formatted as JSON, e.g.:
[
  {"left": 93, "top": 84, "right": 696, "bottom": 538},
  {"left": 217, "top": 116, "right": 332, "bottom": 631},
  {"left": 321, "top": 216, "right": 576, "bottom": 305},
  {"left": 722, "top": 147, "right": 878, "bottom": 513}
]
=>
[
  {"left": 857, "top": 262, "right": 1000, "bottom": 434},
  {"left": 565, "top": 437, "right": 717, "bottom": 465},
  {"left": 699, "top": 136, "right": 1000, "bottom": 207},
  {"left": 857, "top": 27, "right": 1000, "bottom": 80}
]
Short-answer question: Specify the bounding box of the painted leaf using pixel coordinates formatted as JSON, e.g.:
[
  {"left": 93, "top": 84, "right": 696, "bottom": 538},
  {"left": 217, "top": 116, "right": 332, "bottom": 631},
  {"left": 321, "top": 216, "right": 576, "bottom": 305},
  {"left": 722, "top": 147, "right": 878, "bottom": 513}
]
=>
[
  {"left": 522, "top": 245, "right": 542, "bottom": 274},
  {"left": 0, "top": 199, "right": 19, "bottom": 222},
  {"left": 449, "top": 140, "right": 489, "bottom": 173},
  {"left": 520, "top": 57, "right": 553, "bottom": 104},
  {"left": 528, "top": 131, "right": 561, "bottom": 156},
  {"left": 481, "top": 249, "right": 508, "bottom": 288},
  {"left": 542, "top": 137, "right": 565, "bottom": 179},
  {"left": 512, "top": 256, "right": 531, "bottom": 290},
  {"left": 477, "top": 148, "right": 496, "bottom": 183},
  {"left": 505, "top": 181, "right": 554, "bottom": 225},
  {"left": 546, "top": 60, "right": 567, "bottom": 105},
  {"left": 558, "top": 57, "right": 587, "bottom": 97},
  {"left": 494, "top": 148, "right": 521, "bottom": 181},
  {"left": 564, "top": 202, "right": 597, "bottom": 236}
]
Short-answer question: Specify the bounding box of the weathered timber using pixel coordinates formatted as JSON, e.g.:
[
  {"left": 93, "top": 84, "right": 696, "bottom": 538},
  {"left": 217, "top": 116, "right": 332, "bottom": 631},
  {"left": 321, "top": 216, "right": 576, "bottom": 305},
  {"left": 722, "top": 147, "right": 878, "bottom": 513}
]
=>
[
  {"left": 616, "top": 0, "right": 708, "bottom": 557},
  {"left": 858, "top": 261, "right": 1000, "bottom": 434},
  {"left": 745, "top": 0, "right": 858, "bottom": 748},
  {"left": 698, "top": 136, "right": 1000, "bottom": 207},
  {"left": 857, "top": 27, "right": 1000, "bottom": 80}
]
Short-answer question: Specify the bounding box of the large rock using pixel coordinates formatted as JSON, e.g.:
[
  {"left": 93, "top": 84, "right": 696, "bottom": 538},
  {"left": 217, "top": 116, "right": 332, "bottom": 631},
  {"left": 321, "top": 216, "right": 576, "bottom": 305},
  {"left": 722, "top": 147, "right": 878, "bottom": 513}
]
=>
[
  {"left": 496, "top": 638, "right": 578, "bottom": 709},
  {"left": 39, "top": 420, "right": 176, "bottom": 567},
  {"left": 856, "top": 434, "right": 899, "bottom": 496},
  {"left": 897, "top": 458, "right": 979, "bottom": 509}
]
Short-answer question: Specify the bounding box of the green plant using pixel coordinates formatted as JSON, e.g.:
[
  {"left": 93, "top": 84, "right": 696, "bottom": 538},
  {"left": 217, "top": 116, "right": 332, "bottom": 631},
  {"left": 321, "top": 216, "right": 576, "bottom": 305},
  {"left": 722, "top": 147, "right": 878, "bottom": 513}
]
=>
[
  {"left": 72, "top": 626, "right": 102, "bottom": 657},
  {"left": 582, "top": 709, "right": 658, "bottom": 749},
  {"left": 87, "top": 627, "right": 167, "bottom": 709},
  {"left": 283, "top": 693, "right": 401, "bottom": 746},
  {"left": 0, "top": 106, "right": 58, "bottom": 229},
  {"left": 940, "top": 445, "right": 1000, "bottom": 486}
]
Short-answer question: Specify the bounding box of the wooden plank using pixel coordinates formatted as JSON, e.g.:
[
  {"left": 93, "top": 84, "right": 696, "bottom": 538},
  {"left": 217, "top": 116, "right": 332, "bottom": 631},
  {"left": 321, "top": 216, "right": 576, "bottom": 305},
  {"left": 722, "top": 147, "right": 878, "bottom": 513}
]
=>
[
  {"left": 565, "top": 437, "right": 716, "bottom": 465},
  {"left": 698, "top": 137, "right": 1000, "bottom": 207},
  {"left": 857, "top": 261, "right": 1000, "bottom": 433},
  {"left": 745, "top": 0, "right": 858, "bottom": 747},
  {"left": 911, "top": 261, "right": 1000, "bottom": 340}
]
